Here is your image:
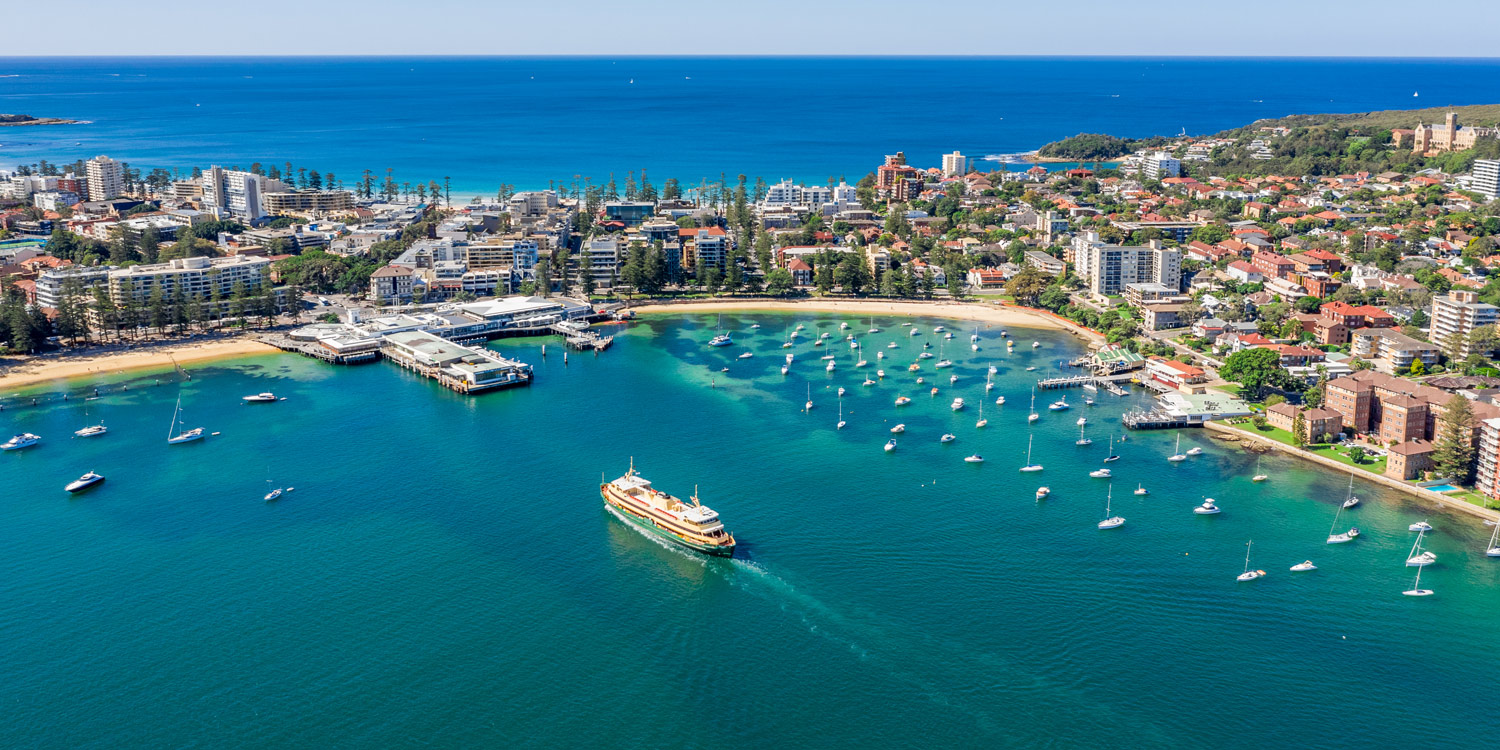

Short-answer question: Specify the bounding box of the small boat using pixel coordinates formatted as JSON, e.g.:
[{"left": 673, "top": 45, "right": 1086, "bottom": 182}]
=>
[
  {"left": 1194, "top": 498, "right": 1221, "bottom": 515},
  {"left": 891, "top": 424, "right": 906, "bottom": 434},
  {"left": 1167, "top": 434, "right": 1187, "bottom": 462},
  {"left": 65, "top": 471, "right": 105, "bottom": 493},
  {"left": 242, "top": 392, "right": 278, "bottom": 403},
  {"left": 919, "top": 352, "right": 935, "bottom": 360},
  {"left": 1000, "top": 330, "right": 1008, "bottom": 337},
  {"left": 1025, "top": 366, "right": 1036, "bottom": 372},
  {"left": 805, "top": 385, "right": 813, "bottom": 411},
  {"left": 840, "top": 322, "right": 849, "bottom": 330},
  {"left": 940, "top": 433, "right": 956, "bottom": 443},
  {"left": 1076, "top": 416, "right": 1087, "bottom": 426},
  {"left": 951, "top": 398, "right": 965, "bottom": 411},
  {"left": 1291, "top": 560, "right": 1318, "bottom": 572},
  {"left": 1133, "top": 484, "right": 1148, "bottom": 496},
  {"left": 971, "top": 344, "right": 979, "bottom": 352},
  {"left": 884, "top": 439, "right": 898, "bottom": 453},
  {"left": 837, "top": 387, "right": 846, "bottom": 397},
  {"left": 826, "top": 361, "right": 836, "bottom": 372},
  {"left": 1342, "top": 495, "right": 1360, "bottom": 509},
  {"left": 1252, "top": 457, "right": 1268, "bottom": 482},
  {"left": 1049, "top": 397, "right": 1069, "bottom": 411},
  {"left": 886, "top": 342, "right": 898, "bottom": 349},
  {"left": 909, "top": 329, "right": 919, "bottom": 337},
  {"left": 74, "top": 424, "right": 108, "bottom": 438},
  {"left": 750, "top": 323, "right": 761, "bottom": 329},
  {"left": 933, "top": 326, "right": 945, "bottom": 333},
  {"left": 976, "top": 401, "right": 988, "bottom": 429},
  {"left": 166, "top": 395, "right": 204, "bottom": 445},
  {"left": 917, "top": 377, "right": 926, "bottom": 384},
  {"left": 929, "top": 387, "right": 939, "bottom": 396},
  {"left": 1409, "top": 521, "right": 1433, "bottom": 533},
  {"left": 781, "top": 365, "right": 789, "bottom": 375},
  {"left": 1185, "top": 446, "right": 1203, "bottom": 456},
  {"left": 945, "top": 333, "right": 955, "bottom": 340},
  {"left": 1019, "top": 435, "right": 1043, "bottom": 472},
  {"left": 1485, "top": 520, "right": 1500, "bottom": 557},
  {"left": 1236, "top": 541, "right": 1265, "bottom": 581},
  {"left": 1035, "top": 487, "right": 1050, "bottom": 500},
  {"left": 2, "top": 433, "right": 40, "bottom": 451},
  {"left": 1031, "top": 341, "right": 1040, "bottom": 348},
  {"left": 878, "top": 370, "right": 886, "bottom": 378},
  {"left": 1098, "top": 485, "right": 1125, "bottom": 529},
  {"left": 964, "top": 454, "right": 984, "bottom": 463},
  {"left": 1083, "top": 397, "right": 1095, "bottom": 406},
  {"left": 908, "top": 363, "right": 921, "bottom": 372},
  {"left": 996, "top": 395, "right": 1006, "bottom": 406},
  {"left": 837, "top": 397, "right": 846, "bottom": 430},
  {"left": 988, "top": 366, "right": 998, "bottom": 375},
  {"left": 264, "top": 488, "right": 284, "bottom": 502},
  {"left": 738, "top": 351, "right": 753, "bottom": 359},
  {"left": 877, "top": 351, "right": 885, "bottom": 360},
  {"left": 863, "top": 378, "right": 876, "bottom": 386},
  {"left": 1406, "top": 530, "right": 1436, "bottom": 567},
  {"left": 949, "top": 374, "right": 958, "bottom": 384},
  {"left": 1403, "top": 564, "right": 1434, "bottom": 597}
]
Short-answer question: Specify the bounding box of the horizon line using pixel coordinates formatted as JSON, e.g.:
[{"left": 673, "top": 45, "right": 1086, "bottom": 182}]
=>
[{"left": 4, "top": 53, "right": 1500, "bottom": 61}]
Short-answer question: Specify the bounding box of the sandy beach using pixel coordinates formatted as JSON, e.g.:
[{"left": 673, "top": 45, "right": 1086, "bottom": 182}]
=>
[
  {"left": 630, "top": 298, "right": 1106, "bottom": 344},
  {"left": 0, "top": 336, "right": 279, "bottom": 393}
]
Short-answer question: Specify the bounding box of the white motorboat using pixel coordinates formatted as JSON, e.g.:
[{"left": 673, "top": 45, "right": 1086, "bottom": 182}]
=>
[
  {"left": 950, "top": 398, "right": 965, "bottom": 411},
  {"left": 887, "top": 342, "right": 898, "bottom": 349},
  {"left": 2, "top": 433, "right": 40, "bottom": 451},
  {"left": 1237, "top": 541, "right": 1266, "bottom": 581},
  {"left": 1185, "top": 446, "right": 1203, "bottom": 456},
  {"left": 878, "top": 351, "right": 885, "bottom": 360},
  {"left": 949, "top": 374, "right": 958, "bottom": 384},
  {"left": 908, "top": 363, "right": 921, "bottom": 372},
  {"left": 1098, "top": 485, "right": 1125, "bottom": 529},
  {"left": 919, "top": 352, "right": 935, "bottom": 359},
  {"left": 837, "top": 387, "right": 846, "bottom": 397},
  {"left": 1035, "top": 486, "right": 1050, "bottom": 499},
  {"left": 933, "top": 326, "right": 945, "bottom": 333},
  {"left": 1194, "top": 498, "right": 1221, "bottom": 515},
  {"left": 1025, "top": 366, "right": 1036, "bottom": 371},
  {"left": 1084, "top": 397, "right": 1095, "bottom": 406},
  {"left": 964, "top": 454, "right": 984, "bottom": 463},
  {"left": 1020, "top": 435, "right": 1043, "bottom": 472},
  {"left": 1076, "top": 416, "right": 1087, "bottom": 426},
  {"left": 996, "top": 395, "right": 1006, "bottom": 405},
  {"left": 878, "top": 370, "right": 886, "bottom": 378},
  {"left": 826, "top": 361, "right": 836, "bottom": 372},
  {"left": 940, "top": 433, "right": 956, "bottom": 443},
  {"left": 1048, "top": 397, "right": 1069, "bottom": 411},
  {"left": 738, "top": 351, "right": 753, "bottom": 359},
  {"left": 708, "top": 333, "right": 733, "bottom": 347},
  {"left": 840, "top": 322, "right": 849, "bottom": 330},
  {"left": 1089, "top": 468, "right": 1112, "bottom": 478},
  {"left": 65, "top": 471, "right": 105, "bottom": 493},
  {"left": 917, "top": 377, "right": 925, "bottom": 384},
  {"left": 1133, "top": 484, "right": 1148, "bottom": 496},
  {"left": 1409, "top": 521, "right": 1433, "bottom": 532},
  {"left": 1291, "top": 560, "right": 1318, "bottom": 572},
  {"left": 1327, "top": 528, "right": 1361, "bottom": 544},
  {"left": 1032, "top": 341, "right": 1040, "bottom": 348},
  {"left": 1167, "top": 434, "right": 1187, "bottom": 462},
  {"left": 945, "top": 333, "right": 955, "bottom": 340},
  {"left": 750, "top": 323, "right": 761, "bottom": 329},
  {"left": 1406, "top": 530, "right": 1436, "bottom": 567},
  {"left": 895, "top": 396, "right": 911, "bottom": 406},
  {"left": 242, "top": 392, "right": 278, "bottom": 403},
  {"left": 781, "top": 365, "right": 790, "bottom": 375},
  {"left": 988, "top": 366, "right": 998, "bottom": 375},
  {"left": 884, "top": 439, "right": 897, "bottom": 453},
  {"left": 1082, "top": 382, "right": 1098, "bottom": 393},
  {"left": 73, "top": 424, "right": 108, "bottom": 438},
  {"left": 971, "top": 344, "right": 979, "bottom": 351},
  {"left": 891, "top": 424, "right": 906, "bottom": 434}
]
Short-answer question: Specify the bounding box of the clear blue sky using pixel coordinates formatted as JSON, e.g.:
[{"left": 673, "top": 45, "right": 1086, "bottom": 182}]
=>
[{"left": 12, "top": 0, "right": 1500, "bottom": 56}]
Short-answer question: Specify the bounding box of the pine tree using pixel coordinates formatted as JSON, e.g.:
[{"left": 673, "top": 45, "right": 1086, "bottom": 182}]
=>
[
  {"left": 1292, "top": 410, "right": 1307, "bottom": 447},
  {"left": 1433, "top": 395, "right": 1476, "bottom": 482}
]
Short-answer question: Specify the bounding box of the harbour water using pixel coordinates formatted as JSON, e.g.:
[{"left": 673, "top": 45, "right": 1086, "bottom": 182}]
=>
[
  {"left": 5, "top": 57, "right": 1500, "bottom": 193},
  {"left": 3, "top": 313, "right": 1499, "bottom": 746}
]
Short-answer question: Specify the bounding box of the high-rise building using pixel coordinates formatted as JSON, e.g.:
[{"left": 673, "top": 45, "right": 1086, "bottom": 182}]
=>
[
  {"left": 85, "top": 156, "right": 124, "bottom": 201},
  {"left": 941, "top": 151, "right": 969, "bottom": 177},
  {"left": 1474, "top": 159, "right": 1500, "bottom": 200},
  {"left": 1071, "top": 232, "right": 1181, "bottom": 296},
  {"left": 1141, "top": 152, "right": 1182, "bottom": 181},
  {"left": 202, "top": 167, "right": 276, "bottom": 220},
  {"left": 1431, "top": 289, "right": 1499, "bottom": 357}
]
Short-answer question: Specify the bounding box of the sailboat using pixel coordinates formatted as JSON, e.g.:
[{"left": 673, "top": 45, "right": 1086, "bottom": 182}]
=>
[
  {"left": 263, "top": 469, "right": 293, "bottom": 502},
  {"left": 868, "top": 317, "right": 879, "bottom": 334},
  {"left": 1403, "top": 564, "right": 1434, "bottom": 597},
  {"left": 74, "top": 400, "right": 107, "bottom": 438},
  {"left": 1076, "top": 423, "right": 1092, "bottom": 446},
  {"left": 708, "top": 314, "right": 732, "bottom": 347},
  {"left": 837, "top": 394, "right": 846, "bottom": 430},
  {"left": 166, "top": 395, "right": 204, "bottom": 444},
  {"left": 1103, "top": 434, "right": 1121, "bottom": 462},
  {"left": 1405, "top": 530, "right": 1437, "bottom": 567},
  {"left": 976, "top": 400, "right": 988, "bottom": 428},
  {"left": 1028, "top": 387, "right": 1039, "bottom": 423},
  {"left": 1237, "top": 540, "right": 1266, "bottom": 581},
  {"left": 856, "top": 343, "right": 867, "bottom": 368},
  {"left": 1019, "top": 435, "right": 1043, "bottom": 472},
  {"left": 985, "top": 371, "right": 994, "bottom": 392},
  {"left": 1252, "top": 457, "right": 1268, "bottom": 482},
  {"left": 970, "top": 325, "right": 979, "bottom": 343},
  {"left": 1167, "top": 433, "right": 1187, "bottom": 462},
  {"left": 1326, "top": 477, "right": 1361, "bottom": 543},
  {"left": 805, "top": 384, "right": 813, "bottom": 411},
  {"left": 934, "top": 342, "right": 953, "bottom": 369},
  {"left": 1098, "top": 484, "right": 1125, "bottom": 529},
  {"left": 1486, "top": 520, "right": 1500, "bottom": 558}
]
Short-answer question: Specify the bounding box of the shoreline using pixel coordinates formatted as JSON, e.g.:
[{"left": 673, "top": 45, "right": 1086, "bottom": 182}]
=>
[
  {"left": 0, "top": 336, "right": 280, "bottom": 394},
  {"left": 1204, "top": 421, "right": 1500, "bottom": 524},
  {"left": 628, "top": 298, "right": 1107, "bottom": 345}
]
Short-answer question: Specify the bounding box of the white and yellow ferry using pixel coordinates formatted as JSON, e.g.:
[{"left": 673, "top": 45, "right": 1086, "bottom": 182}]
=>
[{"left": 601, "top": 462, "right": 735, "bottom": 557}]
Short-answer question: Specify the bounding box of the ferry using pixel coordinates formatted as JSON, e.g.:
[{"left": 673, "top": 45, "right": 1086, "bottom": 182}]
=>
[{"left": 601, "top": 462, "right": 735, "bottom": 557}]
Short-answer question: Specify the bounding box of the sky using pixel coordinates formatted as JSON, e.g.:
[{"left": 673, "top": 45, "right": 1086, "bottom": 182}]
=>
[{"left": 8, "top": 0, "right": 1500, "bottom": 57}]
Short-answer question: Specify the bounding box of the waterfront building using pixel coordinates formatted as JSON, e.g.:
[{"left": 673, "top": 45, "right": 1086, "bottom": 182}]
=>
[
  {"left": 369, "top": 265, "right": 417, "bottom": 303},
  {"left": 1023, "top": 250, "right": 1064, "bottom": 276},
  {"left": 380, "top": 330, "right": 532, "bottom": 393},
  {"left": 941, "top": 151, "right": 969, "bottom": 177},
  {"left": 1143, "top": 357, "right": 1207, "bottom": 391},
  {"left": 760, "top": 180, "right": 832, "bottom": 211},
  {"left": 876, "top": 152, "right": 920, "bottom": 198},
  {"left": 262, "top": 190, "right": 355, "bottom": 216},
  {"left": 584, "top": 236, "right": 621, "bottom": 287},
  {"left": 506, "top": 191, "right": 560, "bottom": 217},
  {"left": 1431, "top": 290, "right": 1498, "bottom": 357},
  {"left": 32, "top": 191, "right": 80, "bottom": 211},
  {"left": 34, "top": 265, "right": 114, "bottom": 309},
  {"left": 1266, "top": 403, "right": 1344, "bottom": 442},
  {"left": 1473, "top": 159, "right": 1500, "bottom": 201},
  {"left": 1476, "top": 418, "right": 1500, "bottom": 500},
  {"left": 84, "top": 156, "right": 123, "bottom": 202},
  {"left": 681, "top": 227, "right": 729, "bottom": 271}
]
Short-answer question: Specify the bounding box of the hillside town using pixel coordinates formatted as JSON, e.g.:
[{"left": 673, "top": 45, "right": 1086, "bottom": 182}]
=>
[{"left": 5, "top": 110, "right": 1500, "bottom": 504}]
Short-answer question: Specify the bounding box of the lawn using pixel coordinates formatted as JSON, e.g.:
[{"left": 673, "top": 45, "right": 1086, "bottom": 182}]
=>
[{"left": 1224, "top": 421, "right": 1389, "bottom": 475}]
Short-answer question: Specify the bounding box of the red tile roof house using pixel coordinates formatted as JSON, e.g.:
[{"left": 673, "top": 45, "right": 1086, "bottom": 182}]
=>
[
  {"left": 1226, "top": 260, "right": 1263, "bottom": 283},
  {"left": 785, "top": 258, "right": 813, "bottom": 286},
  {"left": 1270, "top": 344, "right": 1326, "bottom": 367},
  {"left": 1216, "top": 331, "right": 1274, "bottom": 352}
]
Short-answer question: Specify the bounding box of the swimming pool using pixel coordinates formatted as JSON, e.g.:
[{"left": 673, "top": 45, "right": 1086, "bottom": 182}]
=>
[{"left": 1426, "top": 484, "right": 1461, "bottom": 493}]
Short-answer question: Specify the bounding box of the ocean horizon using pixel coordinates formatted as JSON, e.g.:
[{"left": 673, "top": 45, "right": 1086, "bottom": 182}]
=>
[{"left": 4, "top": 55, "right": 1500, "bottom": 195}]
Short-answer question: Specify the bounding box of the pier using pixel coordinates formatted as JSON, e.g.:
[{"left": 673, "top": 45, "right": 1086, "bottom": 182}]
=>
[
  {"left": 550, "top": 321, "right": 614, "bottom": 351},
  {"left": 380, "top": 331, "right": 532, "bottom": 394},
  {"left": 1036, "top": 373, "right": 1135, "bottom": 392},
  {"left": 1121, "top": 408, "right": 1196, "bottom": 430}
]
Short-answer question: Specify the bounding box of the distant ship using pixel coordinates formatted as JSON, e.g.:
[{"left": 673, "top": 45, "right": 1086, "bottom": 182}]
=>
[{"left": 601, "top": 461, "right": 735, "bottom": 557}]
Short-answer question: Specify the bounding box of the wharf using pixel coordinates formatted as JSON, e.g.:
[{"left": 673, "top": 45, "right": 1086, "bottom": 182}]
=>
[
  {"left": 260, "top": 334, "right": 380, "bottom": 364},
  {"left": 1121, "top": 408, "right": 1197, "bottom": 430},
  {"left": 1036, "top": 373, "right": 1134, "bottom": 391},
  {"left": 380, "top": 331, "right": 532, "bottom": 394}
]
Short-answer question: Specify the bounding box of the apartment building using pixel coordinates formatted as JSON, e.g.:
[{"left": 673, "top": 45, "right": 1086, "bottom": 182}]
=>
[
  {"left": 262, "top": 190, "right": 355, "bottom": 215},
  {"left": 1141, "top": 152, "right": 1182, "bottom": 180},
  {"left": 1431, "top": 290, "right": 1498, "bottom": 357},
  {"left": 1476, "top": 418, "right": 1500, "bottom": 500},
  {"left": 1305, "top": 301, "right": 1396, "bottom": 345},
  {"left": 85, "top": 156, "right": 123, "bottom": 201},
  {"left": 941, "top": 151, "right": 969, "bottom": 177},
  {"left": 1266, "top": 403, "right": 1344, "bottom": 442},
  {"left": 369, "top": 264, "right": 416, "bottom": 303},
  {"left": 1071, "top": 232, "right": 1182, "bottom": 296},
  {"left": 760, "top": 180, "right": 832, "bottom": 210},
  {"left": 584, "top": 236, "right": 621, "bottom": 287},
  {"left": 202, "top": 167, "right": 287, "bottom": 220},
  {"left": 34, "top": 265, "right": 114, "bottom": 309},
  {"left": 1325, "top": 370, "right": 1500, "bottom": 453},
  {"left": 469, "top": 239, "right": 539, "bottom": 270},
  {"left": 1349, "top": 328, "right": 1441, "bottom": 374},
  {"left": 101, "top": 255, "right": 283, "bottom": 319},
  {"left": 1474, "top": 159, "right": 1500, "bottom": 201}
]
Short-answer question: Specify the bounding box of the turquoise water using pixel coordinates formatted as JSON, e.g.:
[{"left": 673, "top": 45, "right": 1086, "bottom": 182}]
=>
[{"left": 3, "top": 314, "right": 1499, "bottom": 747}]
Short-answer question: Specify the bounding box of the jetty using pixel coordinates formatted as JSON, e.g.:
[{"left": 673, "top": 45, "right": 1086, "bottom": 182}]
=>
[
  {"left": 1036, "top": 373, "right": 1134, "bottom": 391},
  {"left": 381, "top": 331, "right": 532, "bottom": 394}
]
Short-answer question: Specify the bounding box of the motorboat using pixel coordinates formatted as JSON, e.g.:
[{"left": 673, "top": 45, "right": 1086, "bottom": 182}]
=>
[
  {"left": 1185, "top": 446, "right": 1203, "bottom": 456},
  {"left": 2, "top": 433, "right": 40, "bottom": 451},
  {"left": 908, "top": 363, "right": 921, "bottom": 372},
  {"left": 65, "top": 471, "right": 105, "bottom": 493},
  {"left": 996, "top": 396, "right": 1006, "bottom": 405},
  {"left": 988, "top": 366, "right": 998, "bottom": 375},
  {"left": 950, "top": 398, "right": 965, "bottom": 411},
  {"left": 1032, "top": 341, "right": 1041, "bottom": 348},
  {"left": 1083, "top": 397, "right": 1095, "bottom": 406},
  {"left": 1077, "top": 416, "right": 1087, "bottom": 426},
  {"left": 826, "top": 361, "right": 836, "bottom": 372},
  {"left": 964, "top": 455, "right": 984, "bottom": 463},
  {"left": 919, "top": 352, "right": 935, "bottom": 359},
  {"left": 1048, "top": 398, "right": 1069, "bottom": 411},
  {"left": 877, "top": 370, "right": 887, "bottom": 379},
  {"left": 933, "top": 326, "right": 945, "bottom": 333},
  {"left": 940, "top": 433, "right": 956, "bottom": 443},
  {"left": 738, "top": 351, "right": 753, "bottom": 359},
  {"left": 750, "top": 324, "right": 761, "bottom": 329},
  {"left": 1291, "top": 560, "right": 1318, "bottom": 572},
  {"left": 1133, "top": 484, "right": 1148, "bottom": 496},
  {"left": 242, "top": 392, "right": 279, "bottom": 403},
  {"left": 930, "top": 387, "right": 939, "bottom": 396},
  {"left": 917, "top": 377, "right": 926, "bottom": 384},
  {"left": 1025, "top": 366, "right": 1036, "bottom": 371},
  {"left": 837, "top": 387, "right": 846, "bottom": 397},
  {"left": 1082, "top": 383, "right": 1098, "bottom": 393},
  {"left": 887, "top": 342, "right": 898, "bottom": 349},
  {"left": 1409, "top": 521, "right": 1433, "bottom": 532},
  {"left": 891, "top": 424, "right": 906, "bottom": 434},
  {"left": 1327, "top": 527, "right": 1361, "bottom": 544},
  {"left": 884, "top": 439, "right": 897, "bottom": 453},
  {"left": 1193, "top": 498, "right": 1221, "bottom": 515},
  {"left": 781, "top": 365, "right": 790, "bottom": 375},
  {"left": 949, "top": 374, "right": 958, "bottom": 384},
  {"left": 1089, "top": 468, "right": 1112, "bottom": 478},
  {"left": 74, "top": 424, "right": 108, "bottom": 438},
  {"left": 1035, "top": 487, "right": 1050, "bottom": 499}
]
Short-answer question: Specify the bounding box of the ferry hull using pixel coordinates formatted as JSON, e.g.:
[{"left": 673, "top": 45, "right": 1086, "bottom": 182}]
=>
[{"left": 602, "top": 491, "right": 735, "bottom": 557}]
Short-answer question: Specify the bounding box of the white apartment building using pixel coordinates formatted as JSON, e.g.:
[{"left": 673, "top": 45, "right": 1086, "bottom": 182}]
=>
[
  {"left": 85, "top": 156, "right": 124, "bottom": 201},
  {"left": 469, "top": 239, "right": 539, "bottom": 270},
  {"left": 34, "top": 265, "right": 115, "bottom": 309},
  {"left": 33, "top": 191, "right": 80, "bottom": 211},
  {"left": 506, "top": 191, "right": 560, "bottom": 217},
  {"left": 1141, "top": 152, "right": 1182, "bottom": 181},
  {"left": 202, "top": 167, "right": 285, "bottom": 220},
  {"left": 941, "top": 151, "right": 969, "bottom": 177},
  {"left": 1431, "top": 289, "right": 1499, "bottom": 357},
  {"left": 585, "top": 236, "right": 621, "bottom": 287},
  {"left": 1474, "top": 159, "right": 1500, "bottom": 201},
  {"left": 760, "top": 180, "right": 832, "bottom": 210},
  {"left": 107, "top": 255, "right": 273, "bottom": 306},
  {"left": 1072, "top": 231, "right": 1182, "bottom": 297}
]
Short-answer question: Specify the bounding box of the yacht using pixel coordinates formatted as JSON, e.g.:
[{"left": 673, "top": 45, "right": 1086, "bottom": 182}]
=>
[
  {"left": 1409, "top": 521, "right": 1433, "bottom": 533},
  {"left": 708, "top": 332, "right": 733, "bottom": 347},
  {"left": 964, "top": 454, "right": 984, "bottom": 463},
  {"left": 1185, "top": 446, "right": 1203, "bottom": 456},
  {"left": 1485, "top": 520, "right": 1500, "bottom": 558},
  {"left": 1089, "top": 468, "right": 1112, "bottom": 478},
  {"left": 1082, "top": 382, "right": 1098, "bottom": 393},
  {"left": 1252, "top": 457, "right": 1268, "bottom": 482},
  {"left": 242, "top": 392, "right": 279, "bottom": 403},
  {"left": 738, "top": 351, "right": 753, "bottom": 359},
  {"left": 166, "top": 395, "right": 204, "bottom": 445},
  {"left": 976, "top": 401, "right": 988, "bottom": 429},
  {"left": 1035, "top": 487, "right": 1050, "bottom": 500},
  {"left": 940, "top": 433, "right": 956, "bottom": 443},
  {"left": 1194, "top": 498, "right": 1221, "bottom": 515},
  {"left": 1076, "top": 416, "right": 1087, "bottom": 426},
  {"left": 1019, "top": 435, "right": 1043, "bottom": 472},
  {"left": 805, "top": 385, "right": 813, "bottom": 411},
  {"left": 935, "top": 359, "right": 953, "bottom": 369},
  {"left": 1098, "top": 486, "right": 1125, "bottom": 529},
  {"left": 1048, "top": 397, "right": 1069, "bottom": 411},
  {"left": 1326, "top": 481, "right": 1360, "bottom": 543},
  {"left": 863, "top": 378, "right": 876, "bottom": 386},
  {"left": 1291, "top": 560, "right": 1318, "bottom": 572},
  {"left": 885, "top": 439, "right": 898, "bottom": 453},
  {"left": 1237, "top": 541, "right": 1266, "bottom": 581},
  {"left": 64, "top": 471, "right": 105, "bottom": 493},
  {"left": 264, "top": 487, "right": 285, "bottom": 502},
  {"left": 995, "top": 395, "right": 1006, "bottom": 406},
  {"left": 1403, "top": 564, "right": 1434, "bottom": 597},
  {"left": 73, "top": 424, "right": 108, "bottom": 438},
  {"left": 895, "top": 395, "right": 910, "bottom": 406},
  {"left": 2, "top": 433, "right": 40, "bottom": 451},
  {"left": 601, "top": 461, "right": 736, "bottom": 557},
  {"left": 1406, "top": 531, "right": 1436, "bottom": 567},
  {"left": 1342, "top": 494, "right": 1361, "bottom": 509},
  {"left": 1167, "top": 434, "right": 1187, "bottom": 462},
  {"left": 1133, "top": 484, "right": 1148, "bottom": 496},
  {"left": 891, "top": 424, "right": 906, "bottom": 434},
  {"left": 950, "top": 398, "right": 965, "bottom": 411},
  {"left": 1028, "top": 388, "right": 1039, "bottom": 423}
]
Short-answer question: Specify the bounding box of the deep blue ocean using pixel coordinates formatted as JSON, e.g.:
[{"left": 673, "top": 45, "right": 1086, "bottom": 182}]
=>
[{"left": 4, "top": 57, "right": 1500, "bottom": 195}]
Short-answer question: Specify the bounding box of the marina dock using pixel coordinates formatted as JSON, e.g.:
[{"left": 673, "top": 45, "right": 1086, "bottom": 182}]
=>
[
  {"left": 380, "top": 331, "right": 532, "bottom": 394},
  {"left": 1036, "top": 373, "right": 1135, "bottom": 391}
]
